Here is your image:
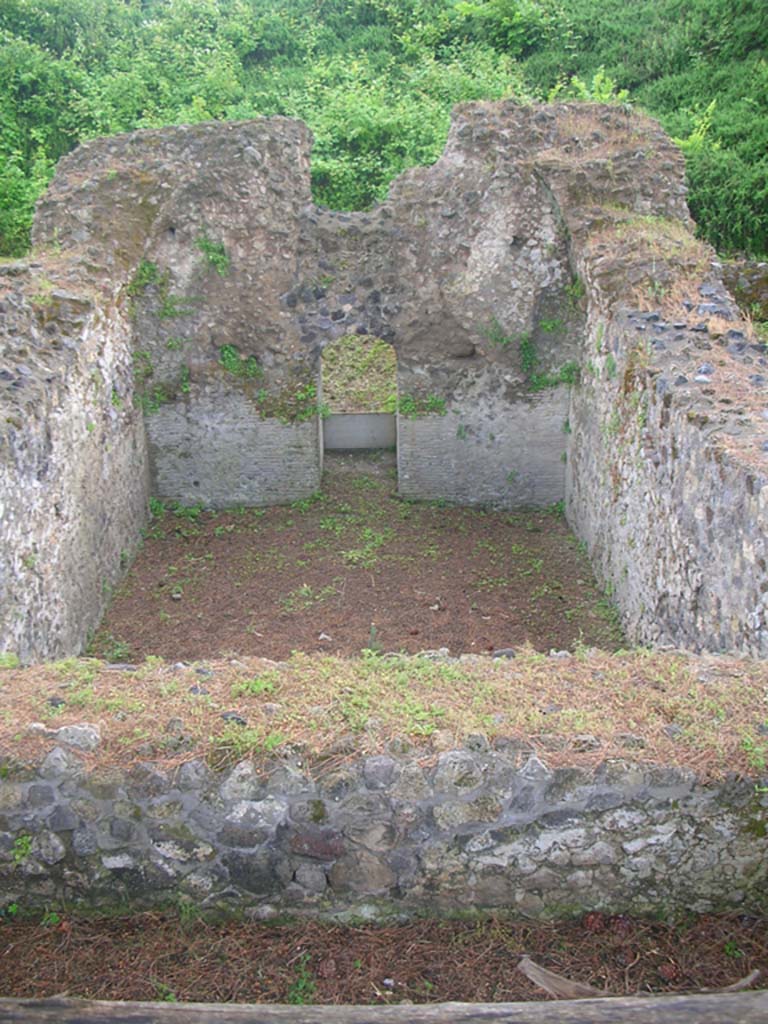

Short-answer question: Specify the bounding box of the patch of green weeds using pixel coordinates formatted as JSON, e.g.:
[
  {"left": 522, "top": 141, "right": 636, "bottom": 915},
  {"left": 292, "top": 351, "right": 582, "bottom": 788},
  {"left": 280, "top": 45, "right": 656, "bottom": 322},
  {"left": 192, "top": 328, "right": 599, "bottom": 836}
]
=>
[
  {"left": 291, "top": 492, "right": 323, "bottom": 513},
  {"left": 152, "top": 981, "right": 178, "bottom": 1003},
  {"left": 319, "top": 514, "right": 350, "bottom": 535},
  {"left": 281, "top": 582, "right": 340, "bottom": 612},
  {"left": 539, "top": 318, "right": 564, "bottom": 332},
  {"left": 723, "top": 940, "right": 745, "bottom": 959},
  {"left": 338, "top": 688, "right": 372, "bottom": 731},
  {"left": 209, "top": 725, "right": 286, "bottom": 769},
  {"left": 231, "top": 673, "right": 279, "bottom": 698},
  {"left": 398, "top": 393, "right": 447, "bottom": 418},
  {"left": 402, "top": 697, "right": 446, "bottom": 736},
  {"left": 482, "top": 316, "right": 514, "bottom": 348},
  {"left": 219, "top": 344, "right": 261, "bottom": 379},
  {"left": 12, "top": 834, "right": 32, "bottom": 866},
  {"left": 566, "top": 275, "right": 586, "bottom": 307},
  {"left": 518, "top": 556, "right": 544, "bottom": 576},
  {"left": 158, "top": 293, "right": 196, "bottom": 319},
  {"left": 169, "top": 501, "right": 204, "bottom": 522},
  {"left": 54, "top": 658, "right": 99, "bottom": 685},
  {"left": 0, "top": 653, "right": 20, "bottom": 669},
  {"left": 196, "top": 233, "right": 230, "bottom": 275},
  {"left": 133, "top": 349, "right": 154, "bottom": 387},
  {"left": 742, "top": 734, "right": 767, "bottom": 772},
  {"left": 474, "top": 575, "right": 512, "bottom": 591},
  {"left": 341, "top": 527, "right": 393, "bottom": 568},
  {"left": 99, "top": 634, "right": 132, "bottom": 662},
  {"left": 286, "top": 953, "right": 317, "bottom": 1005},
  {"left": 135, "top": 381, "right": 170, "bottom": 415},
  {"left": 127, "top": 259, "right": 161, "bottom": 296}
]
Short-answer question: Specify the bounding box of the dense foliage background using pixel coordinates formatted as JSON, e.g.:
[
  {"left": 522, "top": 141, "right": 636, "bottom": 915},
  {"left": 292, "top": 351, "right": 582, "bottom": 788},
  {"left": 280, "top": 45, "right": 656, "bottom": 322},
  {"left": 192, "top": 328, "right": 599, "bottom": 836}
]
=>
[{"left": 1, "top": 0, "right": 766, "bottom": 257}]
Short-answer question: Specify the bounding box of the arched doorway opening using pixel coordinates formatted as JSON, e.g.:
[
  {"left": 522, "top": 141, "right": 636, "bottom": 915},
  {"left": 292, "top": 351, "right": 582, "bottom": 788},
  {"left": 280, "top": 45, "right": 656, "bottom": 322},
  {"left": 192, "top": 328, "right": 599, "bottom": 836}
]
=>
[{"left": 320, "top": 334, "right": 398, "bottom": 452}]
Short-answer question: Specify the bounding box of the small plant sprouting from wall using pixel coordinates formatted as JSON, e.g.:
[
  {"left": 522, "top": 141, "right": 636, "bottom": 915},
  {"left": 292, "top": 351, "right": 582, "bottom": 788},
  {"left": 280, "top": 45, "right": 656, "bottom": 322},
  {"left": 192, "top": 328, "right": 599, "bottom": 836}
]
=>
[
  {"left": 126, "top": 259, "right": 196, "bottom": 319},
  {"left": 158, "top": 293, "right": 196, "bottom": 319},
  {"left": 519, "top": 334, "right": 580, "bottom": 392},
  {"left": 566, "top": 275, "right": 586, "bottom": 308},
  {"left": 127, "top": 259, "right": 161, "bottom": 296},
  {"left": 135, "top": 383, "right": 169, "bottom": 414},
  {"left": 539, "top": 318, "right": 565, "bottom": 333},
  {"left": 196, "top": 233, "right": 230, "bottom": 276},
  {"left": 132, "top": 349, "right": 192, "bottom": 414},
  {"left": 133, "top": 349, "right": 154, "bottom": 387},
  {"left": 218, "top": 344, "right": 262, "bottom": 379},
  {"left": 519, "top": 333, "right": 538, "bottom": 378},
  {"left": 482, "top": 317, "right": 513, "bottom": 348},
  {"left": 398, "top": 393, "right": 447, "bottom": 418},
  {"left": 252, "top": 377, "right": 328, "bottom": 425}
]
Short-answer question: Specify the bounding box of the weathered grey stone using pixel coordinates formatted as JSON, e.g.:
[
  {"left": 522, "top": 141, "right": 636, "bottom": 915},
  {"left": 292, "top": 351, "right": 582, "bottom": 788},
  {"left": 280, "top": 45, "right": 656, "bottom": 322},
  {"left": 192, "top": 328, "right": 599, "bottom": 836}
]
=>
[
  {"left": 219, "top": 797, "right": 288, "bottom": 847},
  {"left": 362, "top": 756, "right": 399, "bottom": 789},
  {"left": 616, "top": 732, "right": 646, "bottom": 750},
  {"left": 109, "top": 817, "right": 135, "bottom": 841},
  {"left": 220, "top": 761, "right": 261, "bottom": 803},
  {"left": 222, "top": 850, "right": 276, "bottom": 894},
  {"left": 40, "top": 747, "right": 85, "bottom": 780},
  {"left": 72, "top": 827, "right": 98, "bottom": 856},
  {"left": 294, "top": 862, "right": 328, "bottom": 893},
  {"left": 47, "top": 805, "right": 78, "bottom": 831},
  {"left": 54, "top": 724, "right": 100, "bottom": 751},
  {"left": 390, "top": 764, "right": 431, "bottom": 802},
  {"left": 433, "top": 796, "right": 502, "bottom": 830},
  {"left": 175, "top": 759, "right": 211, "bottom": 791},
  {"left": 433, "top": 751, "right": 483, "bottom": 791},
  {"left": 33, "top": 831, "right": 66, "bottom": 865},
  {"left": 26, "top": 784, "right": 55, "bottom": 807},
  {"left": 328, "top": 849, "right": 395, "bottom": 896},
  {"left": 128, "top": 763, "right": 170, "bottom": 797},
  {"left": 345, "top": 821, "right": 397, "bottom": 852}
]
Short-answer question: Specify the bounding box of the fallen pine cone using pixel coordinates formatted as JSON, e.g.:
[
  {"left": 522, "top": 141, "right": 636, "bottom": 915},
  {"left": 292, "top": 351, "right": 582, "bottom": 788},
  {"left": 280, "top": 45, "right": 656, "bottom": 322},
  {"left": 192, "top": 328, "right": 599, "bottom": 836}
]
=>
[
  {"left": 658, "top": 961, "right": 682, "bottom": 982},
  {"left": 583, "top": 912, "right": 607, "bottom": 933}
]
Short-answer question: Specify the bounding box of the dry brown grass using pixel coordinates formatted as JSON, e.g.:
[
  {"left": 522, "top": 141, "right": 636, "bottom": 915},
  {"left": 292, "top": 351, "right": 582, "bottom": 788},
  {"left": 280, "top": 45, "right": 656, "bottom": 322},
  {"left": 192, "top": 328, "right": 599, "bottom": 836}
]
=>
[
  {"left": 1, "top": 647, "right": 766, "bottom": 778},
  {"left": 585, "top": 214, "right": 712, "bottom": 317}
]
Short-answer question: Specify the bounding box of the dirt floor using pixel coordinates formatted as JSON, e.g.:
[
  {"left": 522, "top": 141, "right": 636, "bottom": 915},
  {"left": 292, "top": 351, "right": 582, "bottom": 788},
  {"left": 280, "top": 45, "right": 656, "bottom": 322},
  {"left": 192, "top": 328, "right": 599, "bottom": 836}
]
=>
[
  {"left": 89, "top": 452, "right": 624, "bottom": 663},
  {"left": 0, "top": 911, "right": 765, "bottom": 1004}
]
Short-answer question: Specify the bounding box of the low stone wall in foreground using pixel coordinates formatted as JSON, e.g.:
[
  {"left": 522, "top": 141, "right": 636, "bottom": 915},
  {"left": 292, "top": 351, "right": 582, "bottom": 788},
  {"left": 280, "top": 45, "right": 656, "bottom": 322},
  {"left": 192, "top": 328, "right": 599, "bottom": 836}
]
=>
[{"left": 1, "top": 741, "right": 765, "bottom": 919}]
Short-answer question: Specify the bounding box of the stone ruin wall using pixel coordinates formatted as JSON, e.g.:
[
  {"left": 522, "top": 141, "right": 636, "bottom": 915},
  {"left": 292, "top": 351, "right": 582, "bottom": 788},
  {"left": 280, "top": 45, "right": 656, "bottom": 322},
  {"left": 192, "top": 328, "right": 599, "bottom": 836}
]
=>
[
  {"left": 1, "top": 102, "right": 767, "bottom": 662},
  {"left": 2, "top": 742, "right": 766, "bottom": 920},
  {"left": 0, "top": 270, "right": 148, "bottom": 662}
]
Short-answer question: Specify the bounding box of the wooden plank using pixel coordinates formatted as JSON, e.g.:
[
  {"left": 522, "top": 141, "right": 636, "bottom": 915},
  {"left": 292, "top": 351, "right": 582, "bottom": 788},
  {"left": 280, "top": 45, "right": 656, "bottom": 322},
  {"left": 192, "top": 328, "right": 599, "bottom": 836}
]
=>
[{"left": 1, "top": 992, "right": 767, "bottom": 1023}]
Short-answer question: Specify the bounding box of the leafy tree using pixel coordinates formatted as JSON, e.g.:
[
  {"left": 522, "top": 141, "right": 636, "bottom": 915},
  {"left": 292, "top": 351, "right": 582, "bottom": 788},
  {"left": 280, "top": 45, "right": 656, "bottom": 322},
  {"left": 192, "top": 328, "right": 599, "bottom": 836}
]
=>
[{"left": 0, "top": 0, "right": 764, "bottom": 255}]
